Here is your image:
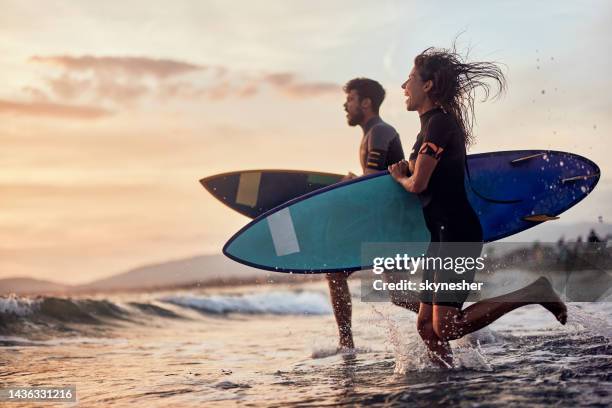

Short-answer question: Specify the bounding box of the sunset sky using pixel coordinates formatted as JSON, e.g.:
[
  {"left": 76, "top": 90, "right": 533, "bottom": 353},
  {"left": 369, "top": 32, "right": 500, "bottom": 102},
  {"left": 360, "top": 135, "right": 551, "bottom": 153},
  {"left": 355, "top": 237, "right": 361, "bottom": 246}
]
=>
[{"left": 1, "top": 1, "right": 611, "bottom": 285}]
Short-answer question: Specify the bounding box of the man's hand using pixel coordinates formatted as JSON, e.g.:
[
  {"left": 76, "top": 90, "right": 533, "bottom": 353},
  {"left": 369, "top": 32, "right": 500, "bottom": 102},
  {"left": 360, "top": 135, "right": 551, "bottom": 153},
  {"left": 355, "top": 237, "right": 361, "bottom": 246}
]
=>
[
  {"left": 388, "top": 160, "right": 409, "bottom": 182},
  {"left": 341, "top": 171, "right": 357, "bottom": 182}
]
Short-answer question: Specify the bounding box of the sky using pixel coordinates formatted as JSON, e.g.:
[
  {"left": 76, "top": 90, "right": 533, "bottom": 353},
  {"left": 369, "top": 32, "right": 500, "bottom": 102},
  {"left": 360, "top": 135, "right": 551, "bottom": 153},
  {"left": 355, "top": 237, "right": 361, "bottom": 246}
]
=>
[{"left": 1, "top": 0, "right": 611, "bottom": 285}]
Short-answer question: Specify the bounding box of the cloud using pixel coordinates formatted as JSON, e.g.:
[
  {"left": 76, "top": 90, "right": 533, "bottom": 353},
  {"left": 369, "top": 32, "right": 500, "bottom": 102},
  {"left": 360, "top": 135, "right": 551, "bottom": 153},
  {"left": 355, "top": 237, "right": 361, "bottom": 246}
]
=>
[
  {"left": 21, "top": 54, "right": 340, "bottom": 108},
  {"left": 271, "top": 80, "right": 339, "bottom": 97},
  {"left": 0, "top": 99, "right": 113, "bottom": 119},
  {"left": 261, "top": 72, "right": 339, "bottom": 97},
  {"left": 30, "top": 55, "right": 205, "bottom": 79}
]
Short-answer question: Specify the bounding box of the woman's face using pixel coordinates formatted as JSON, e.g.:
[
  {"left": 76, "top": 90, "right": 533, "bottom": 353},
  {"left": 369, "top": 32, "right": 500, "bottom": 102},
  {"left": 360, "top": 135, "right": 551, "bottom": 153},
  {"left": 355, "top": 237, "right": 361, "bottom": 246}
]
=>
[{"left": 401, "top": 66, "right": 428, "bottom": 112}]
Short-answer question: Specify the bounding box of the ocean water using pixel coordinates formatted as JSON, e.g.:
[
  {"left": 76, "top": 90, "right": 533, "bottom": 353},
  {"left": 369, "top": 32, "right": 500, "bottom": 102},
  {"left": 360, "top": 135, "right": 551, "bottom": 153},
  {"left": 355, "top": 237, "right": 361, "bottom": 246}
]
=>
[{"left": 1, "top": 280, "right": 611, "bottom": 407}]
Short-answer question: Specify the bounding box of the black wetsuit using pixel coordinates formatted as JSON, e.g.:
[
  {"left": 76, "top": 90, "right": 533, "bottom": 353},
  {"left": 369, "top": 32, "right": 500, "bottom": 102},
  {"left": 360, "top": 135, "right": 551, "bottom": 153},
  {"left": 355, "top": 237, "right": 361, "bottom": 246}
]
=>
[
  {"left": 360, "top": 116, "right": 404, "bottom": 172},
  {"left": 339, "top": 116, "right": 403, "bottom": 277},
  {"left": 409, "top": 108, "right": 483, "bottom": 309}
]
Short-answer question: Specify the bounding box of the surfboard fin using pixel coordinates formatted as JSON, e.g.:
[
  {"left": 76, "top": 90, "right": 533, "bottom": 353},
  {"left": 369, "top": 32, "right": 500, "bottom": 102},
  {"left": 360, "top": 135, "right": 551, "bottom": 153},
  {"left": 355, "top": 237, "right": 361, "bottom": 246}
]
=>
[{"left": 523, "top": 214, "right": 560, "bottom": 222}]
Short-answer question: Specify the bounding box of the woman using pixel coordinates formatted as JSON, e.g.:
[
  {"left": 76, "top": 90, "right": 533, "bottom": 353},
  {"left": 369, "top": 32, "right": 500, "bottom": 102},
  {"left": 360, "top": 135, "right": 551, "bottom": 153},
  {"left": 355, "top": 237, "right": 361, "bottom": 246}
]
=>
[{"left": 389, "top": 47, "right": 567, "bottom": 366}]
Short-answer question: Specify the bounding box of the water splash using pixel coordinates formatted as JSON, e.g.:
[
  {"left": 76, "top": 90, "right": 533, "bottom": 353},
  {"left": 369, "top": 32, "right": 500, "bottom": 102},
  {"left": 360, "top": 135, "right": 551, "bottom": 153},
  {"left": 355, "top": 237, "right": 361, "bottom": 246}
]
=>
[
  {"left": 566, "top": 303, "right": 612, "bottom": 339},
  {"left": 368, "top": 306, "right": 439, "bottom": 373},
  {"left": 367, "top": 305, "right": 500, "bottom": 373}
]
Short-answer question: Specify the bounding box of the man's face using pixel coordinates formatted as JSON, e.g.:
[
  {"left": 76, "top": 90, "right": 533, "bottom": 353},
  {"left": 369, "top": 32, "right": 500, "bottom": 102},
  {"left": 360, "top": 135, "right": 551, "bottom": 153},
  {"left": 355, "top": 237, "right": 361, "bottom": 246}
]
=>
[
  {"left": 343, "top": 89, "right": 365, "bottom": 126},
  {"left": 401, "top": 66, "right": 427, "bottom": 112}
]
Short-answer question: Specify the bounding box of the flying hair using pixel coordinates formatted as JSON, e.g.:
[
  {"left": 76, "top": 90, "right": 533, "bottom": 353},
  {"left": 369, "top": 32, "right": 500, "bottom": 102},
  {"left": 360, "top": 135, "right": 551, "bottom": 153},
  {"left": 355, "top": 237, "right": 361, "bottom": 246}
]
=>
[{"left": 414, "top": 42, "right": 507, "bottom": 146}]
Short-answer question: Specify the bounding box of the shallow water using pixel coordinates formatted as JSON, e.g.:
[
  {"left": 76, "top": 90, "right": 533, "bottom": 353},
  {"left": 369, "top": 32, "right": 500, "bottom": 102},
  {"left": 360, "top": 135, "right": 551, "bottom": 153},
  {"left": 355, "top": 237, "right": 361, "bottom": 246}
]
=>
[{"left": 1, "top": 282, "right": 611, "bottom": 407}]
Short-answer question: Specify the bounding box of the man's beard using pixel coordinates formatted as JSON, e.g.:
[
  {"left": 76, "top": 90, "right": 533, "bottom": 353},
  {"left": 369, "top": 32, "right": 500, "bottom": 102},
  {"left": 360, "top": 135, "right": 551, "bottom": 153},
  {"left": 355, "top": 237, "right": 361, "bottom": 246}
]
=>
[{"left": 347, "top": 110, "right": 364, "bottom": 126}]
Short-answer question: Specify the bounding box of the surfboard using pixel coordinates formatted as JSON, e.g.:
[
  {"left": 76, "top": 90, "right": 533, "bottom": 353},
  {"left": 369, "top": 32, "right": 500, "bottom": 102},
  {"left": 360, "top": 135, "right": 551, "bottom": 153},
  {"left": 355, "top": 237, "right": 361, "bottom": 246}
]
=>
[
  {"left": 200, "top": 170, "right": 343, "bottom": 219},
  {"left": 218, "top": 150, "right": 599, "bottom": 273}
]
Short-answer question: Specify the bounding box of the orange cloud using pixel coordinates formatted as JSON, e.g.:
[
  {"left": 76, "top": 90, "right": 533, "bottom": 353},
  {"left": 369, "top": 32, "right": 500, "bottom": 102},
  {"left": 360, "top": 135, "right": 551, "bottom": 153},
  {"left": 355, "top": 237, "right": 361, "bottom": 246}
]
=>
[
  {"left": 274, "top": 81, "right": 339, "bottom": 97},
  {"left": 0, "top": 99, "right": 113, "bottom": 119},
  {"left": 262, "top": 72, "right": 339, "bottom": 97},
  {"left": 22, "top": 54, "right": 339, "bottom": 107},
  {"left": 30, "top": 55, "right": 205, "bottom": 79}
]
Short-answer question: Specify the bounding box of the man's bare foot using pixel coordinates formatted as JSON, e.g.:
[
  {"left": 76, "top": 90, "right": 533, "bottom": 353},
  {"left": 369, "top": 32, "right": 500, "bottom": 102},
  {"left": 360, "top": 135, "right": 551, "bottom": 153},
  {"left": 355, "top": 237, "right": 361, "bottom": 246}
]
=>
[
  {"left": 338, "top": 335, "right": 354, "bottom": 350},
  {"left": 533, "top": 277, "right": 567, "bottom": 325}
]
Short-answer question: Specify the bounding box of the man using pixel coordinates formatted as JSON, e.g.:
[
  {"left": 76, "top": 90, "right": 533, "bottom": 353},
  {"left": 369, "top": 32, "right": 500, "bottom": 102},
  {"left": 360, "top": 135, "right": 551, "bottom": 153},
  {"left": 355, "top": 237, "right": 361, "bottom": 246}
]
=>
[{"left": 328, "top": 78, "right": 412, "bottom": 350}]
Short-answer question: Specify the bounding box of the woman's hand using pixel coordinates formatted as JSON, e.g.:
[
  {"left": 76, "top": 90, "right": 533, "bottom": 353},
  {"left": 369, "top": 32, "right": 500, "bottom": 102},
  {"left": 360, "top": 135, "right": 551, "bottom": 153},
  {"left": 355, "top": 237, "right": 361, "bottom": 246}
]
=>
[{"left": 388, "top": 160, "right": 409, "bottom": 182}]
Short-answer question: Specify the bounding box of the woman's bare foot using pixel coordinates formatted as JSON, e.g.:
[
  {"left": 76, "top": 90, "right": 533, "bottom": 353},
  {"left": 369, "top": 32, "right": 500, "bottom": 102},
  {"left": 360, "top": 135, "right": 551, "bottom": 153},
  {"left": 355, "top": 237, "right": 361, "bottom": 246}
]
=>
[{"left": 532, "top": 277, "right": 567, "bottom": 325}]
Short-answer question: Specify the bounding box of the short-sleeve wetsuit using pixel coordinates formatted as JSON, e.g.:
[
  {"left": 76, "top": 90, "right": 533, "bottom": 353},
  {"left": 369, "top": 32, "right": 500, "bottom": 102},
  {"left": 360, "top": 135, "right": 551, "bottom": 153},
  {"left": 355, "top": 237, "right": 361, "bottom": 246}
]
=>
[
  {"left": 410, "top": 108, "right": 483, "bottom": 309},
  {"left": 338, "top": 116, "right": 403, "bottom": 277},
  {"left": 360, "top": 116, "right": 404, "bottom": 172}
]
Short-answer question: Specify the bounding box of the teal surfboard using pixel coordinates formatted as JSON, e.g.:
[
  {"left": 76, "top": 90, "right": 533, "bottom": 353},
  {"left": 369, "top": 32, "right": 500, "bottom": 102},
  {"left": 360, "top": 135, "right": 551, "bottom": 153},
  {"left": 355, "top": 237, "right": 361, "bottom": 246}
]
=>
[
  {"left": 220, "top": 150, "right": 599, "bottom": 273},
  {"left": 224, "top": 172, "right": 430, "bottom": 272}
]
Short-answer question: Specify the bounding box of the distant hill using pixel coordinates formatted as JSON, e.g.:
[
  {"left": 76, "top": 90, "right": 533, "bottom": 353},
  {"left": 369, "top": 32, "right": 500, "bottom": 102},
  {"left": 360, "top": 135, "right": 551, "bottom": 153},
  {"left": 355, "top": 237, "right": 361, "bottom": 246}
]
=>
[
  {"left": 0, "top": 254, "right": 313, "bottom": 296},
  {"left": 0, "top": 277, "right": 71, "bottom": 295},
  {"left": 75, "top": 254, "right": 268, "bottom": 292}
]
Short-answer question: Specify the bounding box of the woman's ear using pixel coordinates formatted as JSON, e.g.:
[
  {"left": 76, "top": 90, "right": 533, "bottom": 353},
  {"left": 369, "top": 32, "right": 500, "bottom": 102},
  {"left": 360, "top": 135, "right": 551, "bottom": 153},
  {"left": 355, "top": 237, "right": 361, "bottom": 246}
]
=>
[{"left": 423, "top": 80, "right": 433, "bottom": 93}]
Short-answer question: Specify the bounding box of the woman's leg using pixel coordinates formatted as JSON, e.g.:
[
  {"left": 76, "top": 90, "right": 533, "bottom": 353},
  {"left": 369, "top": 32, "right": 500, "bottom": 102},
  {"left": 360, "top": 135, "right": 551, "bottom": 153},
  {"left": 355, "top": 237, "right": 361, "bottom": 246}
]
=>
[
  {"left": 417, "top": 302, "right": 453, "bottom": 367},
  {"left": 432, "top": 277, "right": 567, "bottom": 342}
]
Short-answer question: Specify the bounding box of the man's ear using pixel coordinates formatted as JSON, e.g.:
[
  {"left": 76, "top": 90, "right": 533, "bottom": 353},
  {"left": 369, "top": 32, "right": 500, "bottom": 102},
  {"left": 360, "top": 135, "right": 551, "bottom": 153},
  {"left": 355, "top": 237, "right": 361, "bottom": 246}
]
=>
[
  {"left": 423, "top": 80, "right": 433, "bottom": 93},
  {"left": 360, "top": 97, "right": 372, "bottom": 110}
]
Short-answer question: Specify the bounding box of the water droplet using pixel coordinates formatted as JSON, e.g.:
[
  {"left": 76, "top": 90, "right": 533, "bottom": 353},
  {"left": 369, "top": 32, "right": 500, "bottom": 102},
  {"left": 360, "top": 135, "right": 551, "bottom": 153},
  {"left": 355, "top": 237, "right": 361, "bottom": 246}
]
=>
[
  {"left": 593, "top": 124, "right": 597, "bottom": 130},
  {"left": 560, "top": 161, "right": 564, "bottom": 166},
  {"left": 541, "top": 89, "right": 546, "bottom": 95},
  {"left": 536, "top": 66, "right": 540, "bottom": 70},
  {"left": 580, "top": 186, "right": 587, "bottom": 193}
]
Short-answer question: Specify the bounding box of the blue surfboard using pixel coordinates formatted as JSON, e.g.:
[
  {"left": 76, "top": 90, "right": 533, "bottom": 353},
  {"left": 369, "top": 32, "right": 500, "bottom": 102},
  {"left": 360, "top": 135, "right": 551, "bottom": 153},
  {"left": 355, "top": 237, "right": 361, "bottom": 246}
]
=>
[{"left": 220, "top": 150, "right": 599, "bottom": 273}]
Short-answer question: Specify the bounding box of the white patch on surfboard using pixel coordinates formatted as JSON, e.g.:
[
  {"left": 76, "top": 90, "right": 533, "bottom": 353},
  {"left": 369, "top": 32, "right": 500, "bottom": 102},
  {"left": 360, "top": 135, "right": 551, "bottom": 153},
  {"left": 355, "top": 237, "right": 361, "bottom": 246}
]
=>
[
  {"left": 267, "top": 208, "right": 300, "bottom": 256},
  {"left": 236, "top": 172, "right": 261, "bottom": 207}
]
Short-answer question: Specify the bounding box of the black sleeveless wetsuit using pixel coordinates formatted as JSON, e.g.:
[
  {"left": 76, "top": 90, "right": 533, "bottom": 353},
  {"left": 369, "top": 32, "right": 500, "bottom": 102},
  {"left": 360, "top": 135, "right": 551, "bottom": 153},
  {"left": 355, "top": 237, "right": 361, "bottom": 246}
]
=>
[{"left": 409, "top": 108, "right": 483, "bottom": 309}]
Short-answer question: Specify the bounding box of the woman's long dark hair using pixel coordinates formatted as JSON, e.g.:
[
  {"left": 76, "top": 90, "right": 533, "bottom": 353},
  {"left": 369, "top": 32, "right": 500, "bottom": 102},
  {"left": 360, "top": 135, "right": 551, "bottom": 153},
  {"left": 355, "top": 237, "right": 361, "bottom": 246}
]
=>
[{"left": 414, "top": 45, "right": 507, "bottom": 146}]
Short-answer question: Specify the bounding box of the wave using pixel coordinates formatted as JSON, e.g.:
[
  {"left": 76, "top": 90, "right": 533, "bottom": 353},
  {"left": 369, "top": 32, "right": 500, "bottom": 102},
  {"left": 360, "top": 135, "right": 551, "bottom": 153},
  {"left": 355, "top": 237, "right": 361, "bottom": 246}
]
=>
[
  {"left": 0, "top": 294, "right": 186, "bottom": 341},
  {"left": 0, "top": 290, "right": 330, "bottom": 341},
  {"left": 159, "top": 291, "right": 332, "bottom": 316}
]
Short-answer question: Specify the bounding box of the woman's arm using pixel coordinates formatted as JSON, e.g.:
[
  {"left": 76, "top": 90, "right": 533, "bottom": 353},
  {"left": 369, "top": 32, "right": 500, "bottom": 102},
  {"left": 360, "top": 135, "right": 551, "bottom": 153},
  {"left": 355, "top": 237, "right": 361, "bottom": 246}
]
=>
[{"left": 388, "top": 154, "right": 438, "bottom": 193}]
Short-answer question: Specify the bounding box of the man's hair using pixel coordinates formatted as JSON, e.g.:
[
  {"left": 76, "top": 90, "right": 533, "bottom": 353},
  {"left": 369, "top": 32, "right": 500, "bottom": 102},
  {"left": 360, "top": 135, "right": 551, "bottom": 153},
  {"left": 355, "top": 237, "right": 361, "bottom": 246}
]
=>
[
  {"left": 343, "top": 78, "right": 386, "bottom": 114},
  {"left": 414, "top": 44, "right": 506, "bottom": 146}
]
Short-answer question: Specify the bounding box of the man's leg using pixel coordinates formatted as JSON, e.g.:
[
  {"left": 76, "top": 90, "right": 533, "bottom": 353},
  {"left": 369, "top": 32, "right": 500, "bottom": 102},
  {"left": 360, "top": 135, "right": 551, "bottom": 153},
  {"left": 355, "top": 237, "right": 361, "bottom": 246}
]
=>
[{"left": 326, "top": 271, "right": 354, "bottom": 349}]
